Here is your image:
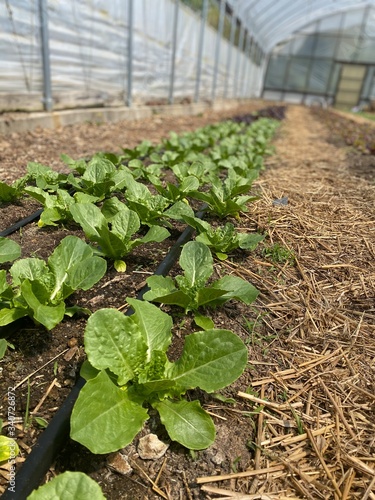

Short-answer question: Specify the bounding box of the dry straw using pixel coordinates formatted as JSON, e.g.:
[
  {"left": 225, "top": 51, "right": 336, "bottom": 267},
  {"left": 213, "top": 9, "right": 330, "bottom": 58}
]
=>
[{"left": 196, "top": 106, "right": 375, "bottom": 499}]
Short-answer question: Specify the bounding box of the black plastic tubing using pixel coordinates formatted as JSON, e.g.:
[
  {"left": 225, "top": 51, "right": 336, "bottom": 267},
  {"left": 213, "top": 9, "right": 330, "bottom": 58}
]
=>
[{"left": 0, "top": 209, "right": 43, "bottom": 238}]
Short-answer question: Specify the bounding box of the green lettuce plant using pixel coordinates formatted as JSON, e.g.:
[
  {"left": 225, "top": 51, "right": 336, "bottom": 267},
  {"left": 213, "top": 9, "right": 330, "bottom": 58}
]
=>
[
  {"left": 121, "top": 140, "right": 155, "bottom": 160},
  {"left": 126, "top": 159, "right": 161, "bottom": 184},
  {"left": 144, "top": 241, "right": 259, "bottom": 328},
  {"left": 0, "top": 177, "right": 28, "bottom": 202},
  {"left": 183, "top": 216, "right": 264, "bottom": 259},
  {"left": 27, "top": 471, "right": 106, "bottom": 500},
  {"left": 171, "top": 160, "right": 218, "bottom": 186},
  {"left": 152, "top": 175, "right": 200, "bottom": 203},
  {"left": 190, "top": 169, "right": 259, "bottom": 218},
  {"left": 70, "top": 299, "right": 248, "bottom": 453},
  {"left": 0, "top": 162, "right": 69, "bottom": 203},
  {"left": 0, "top": 237, "right": 21, "bottom": 264},
  {"left": 0, "top": 236, "right": 107, "bottom": 330},
  {"left": 123, "top": 174, "right": 194, "bottom": 226},
  {"left": 70, "top": 198, "right": 170, "bottom": 272},
  {"left": 60, "top": 154, "right": 129, "bottom": 200}
]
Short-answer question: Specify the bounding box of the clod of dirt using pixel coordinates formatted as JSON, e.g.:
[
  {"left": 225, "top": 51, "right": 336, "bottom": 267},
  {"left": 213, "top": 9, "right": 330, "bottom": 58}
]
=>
[
  {"left": 137, "top": 434, "right": 169, "bottom": 460},
  {"left": 107, "top": 453, "right": 133, "bottom": 475}
]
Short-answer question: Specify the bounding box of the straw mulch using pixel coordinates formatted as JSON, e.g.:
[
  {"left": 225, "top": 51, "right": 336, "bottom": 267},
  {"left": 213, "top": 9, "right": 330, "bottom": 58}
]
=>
[{"left": 197, "top": 105, "right": 375, "bottom": 499}]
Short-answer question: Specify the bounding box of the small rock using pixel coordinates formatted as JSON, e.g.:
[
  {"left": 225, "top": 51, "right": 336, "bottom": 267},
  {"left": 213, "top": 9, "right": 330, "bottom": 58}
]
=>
[
  {"left": 138, "top": 433, "right": 169, "bottom": 460},
  {"left": 210, "top": 450, "right": 226, "bottom": 465},
  {"left": 64, "top": 346, "right": 78, "bottom": 361},
  {"left": 273, "top": 196, "right": 288, "bottom": 206},
  {"left": 67, "top": 337, "right": 78, "bottom": 347},
  {"left": 107, "top": 452, "right": 132, "bottom": 475}
]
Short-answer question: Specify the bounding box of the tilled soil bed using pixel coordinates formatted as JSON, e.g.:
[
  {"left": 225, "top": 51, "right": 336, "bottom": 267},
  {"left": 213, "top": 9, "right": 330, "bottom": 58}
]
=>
[{"left": 0, "top": 102, "right": 374, "bottom": 500}]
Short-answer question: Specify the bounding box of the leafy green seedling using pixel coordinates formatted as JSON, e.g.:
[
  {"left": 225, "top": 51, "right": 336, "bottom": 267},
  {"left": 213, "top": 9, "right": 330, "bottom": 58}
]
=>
[
  {"left": 183, "top": 216, "right": 264, "bottom": 259},
  {"left": 27, "top": 471, "right": 106, "bottom": 500},
  {"left": 0, "top": 176, "right": 28, "bottom": 202},
  {"left": 144, "top": 241, "right": 259, "bottom": 327},
  {"left": 65, "top": 155, "right": 129, "bottom": 199},
  {"left": 190, "top": 169, "right": 259, "bottom": 218},
  {"left": 122, "top": 140, "right": 155, "bottom": 160},
  {"left": 153, "top": 175, "right": 200, "bottom": 203},
  {"left": 0, "top": 339, "right": 14, "bottom": 360},
  {"left": 26, "top": 162, "right": 68, "bottom": 191},
  {"left": 70, "top": 198, "right": 170, "bottom": 272},
  {"left": 0, "top": 236, "right": 107, "bottom": 330},
  {"left": 126, "top": 159, "right": 161, "bottom": 184},
  {"left": 24, "top": 187, "right": 76, "bottom": 227},
  {"left": 70, "top": 299, "right": 248, "bottom": 453},
  {"left": 0, "top": 237, "right": 21, "bottom": 264},
  {"left": 123, "top": 173, "right": 194, "bottom": 226},
  {"left": 0, "top": 162, "right": 69, "bottom": 203},
  {"left": 171, "top": 160, "right": 217, "bottom": 186}
]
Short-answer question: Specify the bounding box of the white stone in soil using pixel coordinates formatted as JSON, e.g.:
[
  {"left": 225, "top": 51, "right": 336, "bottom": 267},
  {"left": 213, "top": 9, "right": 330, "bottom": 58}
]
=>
[{"left": 138, "top": 433, "right": 169, "bottom": 460}]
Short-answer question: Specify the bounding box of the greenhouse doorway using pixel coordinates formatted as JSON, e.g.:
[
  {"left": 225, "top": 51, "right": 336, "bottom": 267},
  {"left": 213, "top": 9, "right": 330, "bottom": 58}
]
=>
[{"left": 334, "top": 64, "right": 367, "bottom": 110}]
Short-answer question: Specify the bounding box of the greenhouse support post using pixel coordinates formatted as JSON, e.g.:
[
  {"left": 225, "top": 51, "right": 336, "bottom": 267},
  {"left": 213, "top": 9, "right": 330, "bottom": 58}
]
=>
[
  {"left": 234, "top": 23, "right": 245, "bottom": 97},
  {"left": 302, "top": 19, "right": 321, "bottom": 104},
  {"left": 169, "top": 0, "right": 180, "bottom": 105},
  {"left": 325, "top": 11, "right": 345, "bottom": 101},
  {"left": 281, "top": 37, "right": 295, "bottom": 101},
  {"left": 194, "top": 0, "right": 208, "bottom": 103},
  {"left": 240, "top": 30, "right": 250, "bottom": 97},
  {"left": 127, "top": 0, "right": 134, "bottom": 107},
  {"left": 243, "top": 36, "right": 253, "bottom": 98},
  {"left": 38, "top": 0, "right": 53, "bottom": 112},
  {"left": 211, "top": 0, "right": 226, "bottom": 101},
  {"left": 224, "top": 8, "right": 237, "bottom": 98}
]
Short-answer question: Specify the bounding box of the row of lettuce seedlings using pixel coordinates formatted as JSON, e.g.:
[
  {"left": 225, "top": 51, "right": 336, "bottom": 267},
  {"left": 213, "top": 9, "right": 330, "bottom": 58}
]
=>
[{"left": 0, "top": 106, "right": 285, "bottom": 499}]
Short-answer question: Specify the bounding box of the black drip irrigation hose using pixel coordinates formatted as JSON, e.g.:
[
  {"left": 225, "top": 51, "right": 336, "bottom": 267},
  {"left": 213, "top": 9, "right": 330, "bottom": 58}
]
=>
[
  {"left": 1, "top": 206, "right": 206, "bottom": 500},
  {"left": 0, "top": 188, "right": 79, "bottom": 238},
  {"left": 0, "top": 209, "right": 43, "bottom": 238}
]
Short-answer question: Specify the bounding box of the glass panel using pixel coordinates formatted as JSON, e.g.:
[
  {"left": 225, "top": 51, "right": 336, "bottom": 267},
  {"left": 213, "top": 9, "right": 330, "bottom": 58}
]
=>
[
  {"left": 364, "top": 8, "right": 375, "bottom": 37},
  {"left": 320, "top": 13, "right": 344, "bottom": 33},
  {"left": 275, "top": 39, "right": 293, "bottom": 56},
  {"left": 328, "top": 64, "right": 341, "bottom": 94},
  {"left": 353, "top": 38, "right": 375, "bottom": 64},
  {"left": 360, "top": 67, "right": 374, "bottom": 97},
  {"left": 337, "top": 36, "right": 360, "bottom": 62},
  {"left": 342, "top": 9, "right": 364, "bottom": 36},
  {"left": 291, "top": 34, "right": 316, "bottom": 57},
  {"left": 285, "top": 58, "right": 310, "bottom": 91},
  {"left": 308, "top": 60, "right": 332, "bottom": 93},
  {"left": 264, "top": 55, "right": 287, "bottom": 89},
  {"left": 370, "top": 75, "right": 375, "bottom": 98},
  {"left": 314, "top": 35, "right": 337, "bottom": 58}
]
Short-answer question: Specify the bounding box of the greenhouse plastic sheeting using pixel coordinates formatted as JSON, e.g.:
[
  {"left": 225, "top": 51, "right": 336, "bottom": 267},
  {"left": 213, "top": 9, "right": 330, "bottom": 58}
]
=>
[
  {"left": 262, "top": 2, "right": 375, "bottom": 107},
  {"left": 227, "top": 0, "right": 375, "bottom": 52},
  {"left": 0, "top": 0, "right": 264, "bottom": 111}
]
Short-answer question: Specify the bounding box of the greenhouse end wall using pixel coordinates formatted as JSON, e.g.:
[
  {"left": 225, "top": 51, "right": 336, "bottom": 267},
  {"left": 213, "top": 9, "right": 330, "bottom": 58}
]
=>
[
  {"left": 263, "top": 5, "right": 375, "bottom": 109},
  {"left": 0, "top": 0, "right": 265, "bottom": 113}
]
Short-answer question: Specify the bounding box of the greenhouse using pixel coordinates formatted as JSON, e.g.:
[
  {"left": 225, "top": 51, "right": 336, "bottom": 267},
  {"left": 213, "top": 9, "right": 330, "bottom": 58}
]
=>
[
  {"left": 0, "top": 1, "right": 374, "bottom": 500},
  {"left": 1, "top": 0, "right": 375, "bottom": 112}
]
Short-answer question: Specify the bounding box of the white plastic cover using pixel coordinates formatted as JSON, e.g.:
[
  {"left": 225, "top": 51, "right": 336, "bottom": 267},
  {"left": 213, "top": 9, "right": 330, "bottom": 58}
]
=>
[
  {"left": 227, "top": 0, "right": 375, "bottom": 53},
  {"left": 0, "top": 0, "right": 264, "bottom": 111}
]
